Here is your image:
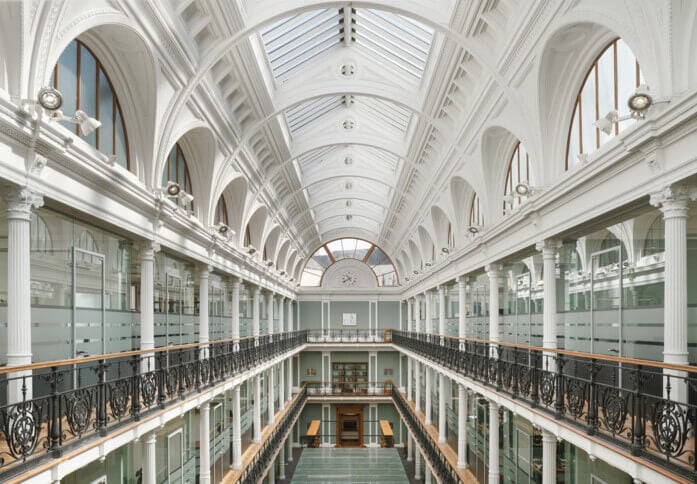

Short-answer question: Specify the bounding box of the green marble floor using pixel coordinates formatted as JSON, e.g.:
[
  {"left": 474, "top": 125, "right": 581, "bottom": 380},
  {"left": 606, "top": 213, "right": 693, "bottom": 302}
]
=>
[{"left": 290, "top": 448, "right": 409, "bottom": 483}]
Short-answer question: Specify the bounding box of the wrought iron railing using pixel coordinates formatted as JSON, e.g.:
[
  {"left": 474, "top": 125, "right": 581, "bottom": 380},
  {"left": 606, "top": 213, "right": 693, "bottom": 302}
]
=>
[
  {"left": 0, "top": 330, "right": 308, "bottom": 479},
  {"left": 307, "top": 329, "right": 392, "bottom": 343},
  {"left": 306, "top": 380, "right": 394, "bottom": 396},
  {"left": 235, "top": 385, "right": 307, "bottom": 484},
  {"left": 392, "top": 384, "right": 463, "bottom": 483},
  {"left": 392, "top": 330, "right": 697, "bottom": 480}
]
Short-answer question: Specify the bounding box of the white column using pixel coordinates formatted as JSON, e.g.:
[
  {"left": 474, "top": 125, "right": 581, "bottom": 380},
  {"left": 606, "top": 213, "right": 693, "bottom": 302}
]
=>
[
  {"left": 424, "top": 290, "right": 432, "bottom": 333},
  {"left": 438, "top": 285, "right": 446, "bottom": 343},
  {"left": 414, "top": 295, "right": 421, "bottom": 332},
  {"left": 199, "top": 266, "right": 210, "bottom": 358},
  {"left": 488, "top": 401, "right": 499, "bottom": 484},
  {"left": 407, "top": 299, "right": 413, "bottom": 332},
  {"left": 143, "top": 432, "right": 157, "bottom": 484},
  {"left": 139, "top": 241, "right": 159, "bottom": 373},
  {"left": 407, "top": 357, "right": 413, "bottom": 401},
  {"left": 268, "top": 367, "right": 276, "bottom": 424},
  {"left": 425, "top": 367, "right": 432, "bottom": 425},
  {"left": 279, "top": 360, "right": 286, "bottom": 410},
  {"left": 407, "top": 431, "right": 414, "bottom": 461},
  {"left": 199, "top": 402, "right": 211, "bottom": 484},
  {"left": 268, "top": 458, "right": 275, "bottom": 483},
  {"left": 278, "top": 437, "right": 286, "bottom": 479},
  {"left": 278, "top": 295, "right": 285, "bottom": 333},
  {"left": 537, "top": 240, "right": 560, "bottom": 371},
  {"left": 457, "top": 384, "right": 467, "bottom": 468},
  {"left": 288, "top": 299, "right": 294, "bottom": 331},
  {"left": 438, "top": 373, "right": 446, "bottom": 443},
  {"left": 651, "top": 186, "right": 693, "bottom": 402},
  {"left": 457, "top": 277, "right": 467, "bottom": 341},
  {"left": 4, "top": 187, "right": 42, "bottom": 402},
  {"left": 267, "top": 291, "right": 274, "bottom": 337},
  {"left": 415, "top": 360, "right": 422, "bottom": 412},
  {"left": 231, "top": 278, "right": 241, "bottom": 345},
  {"left": 414, "top": 447, "right": 422, "bottom": 480},
  {"left": 253, "top": 286, "right": 261, "bottom": 341},
  {"left": 286, "top": 357, "right": 293, "bottom": 402},
  {"left": 287, "top": 436, "right": 293, "bottom": 462},
  {"left": 254, "top": 375, "right": 262, "bottom": 442},
  {"left": 541, "top": 430, "right": 557, "bottom": 484},
  {"left": 232, "top": 385, "right": 242, "bottom": 469},
  {"left": 486, "top": 264, "right": 502, "bottom": 357},
  {"left": 425, "top": 467, "right": 432, "bottom": 484}
]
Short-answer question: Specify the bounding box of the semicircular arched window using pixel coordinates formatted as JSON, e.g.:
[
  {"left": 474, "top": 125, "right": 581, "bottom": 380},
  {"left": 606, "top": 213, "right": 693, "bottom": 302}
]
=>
[
  {"left": 215, "top": 195, "right": 229, "bottom": 225},
  {"left": 503, "top": 142, "right": 534, "bottom": 213},
  {"left": 566, "top": 38, "right": 644, "bottom": 170},
  {"left": 300, "top": 238, "right": 398, "bottom": 287},
  {"left": 51, "top": 39, "right": 131, "bottom": 171},
  {"left": 469, "top": 193, "right": 483, "bottom": 228},
  {"left": 162, "top": 143, "right": 194, "bottom": 212},
  {"left": 30, "top": 214, "right": 52, "bottom": 253}
]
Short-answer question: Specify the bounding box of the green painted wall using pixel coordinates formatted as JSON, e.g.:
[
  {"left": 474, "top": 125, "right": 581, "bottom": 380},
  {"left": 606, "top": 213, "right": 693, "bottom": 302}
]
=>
[
  {"left": 299, "top": 301, "right": 322, "bottom": 329},
  {"left": 299, "top": 351, "right": 322, "bottom": 383},
  {"left": 378, "top": 301, "right": 401, "bottom": 329},
  {"left": 330, "top": 301, "right": 370, "bottom": 329}
]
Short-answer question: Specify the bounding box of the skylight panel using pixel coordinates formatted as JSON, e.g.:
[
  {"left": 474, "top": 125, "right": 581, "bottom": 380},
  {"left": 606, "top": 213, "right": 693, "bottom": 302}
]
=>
[
  {"left": 358, "top": 98, "right": 411, "bottom": 132},
  {"left": 355, "top": 9, "right": 434, "bottom": 79},
  {"left": 261, "top": 9, "right": 343, "bottom": 80},
  {"left": 311, "top": 246, "right": 332, "bottom": 268},
  {"left": 286, "top": 96, "right": 343, "bottom": 134}
]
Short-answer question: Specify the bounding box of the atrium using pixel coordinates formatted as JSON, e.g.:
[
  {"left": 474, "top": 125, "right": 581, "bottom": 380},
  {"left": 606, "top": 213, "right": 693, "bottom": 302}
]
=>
[{"left": 0, "top": 1, "right": 695, "bottom": 483}]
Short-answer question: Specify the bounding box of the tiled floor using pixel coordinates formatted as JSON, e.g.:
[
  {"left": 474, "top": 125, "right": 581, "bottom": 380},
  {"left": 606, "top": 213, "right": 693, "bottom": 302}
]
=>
[{"left": 290, "top": 448, "right": 410, "bottom": 483}]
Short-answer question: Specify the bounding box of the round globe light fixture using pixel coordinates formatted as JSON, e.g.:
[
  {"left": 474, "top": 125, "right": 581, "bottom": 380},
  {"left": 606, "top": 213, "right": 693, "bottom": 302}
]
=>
[
  {"left": 166, "top": 181, "right": 181, "bottom": 196},
  {"left": 468, "top": 226, "right": 479, "bottom": 234},
  {"left": 627, "top": 85, "right": 653, "bottom": 113},
  {"left": 514, "top": 183, "right": 530, "bottom": 196},
  {"left": 37, "top": 87, "right": 63, "bottom": 111}
]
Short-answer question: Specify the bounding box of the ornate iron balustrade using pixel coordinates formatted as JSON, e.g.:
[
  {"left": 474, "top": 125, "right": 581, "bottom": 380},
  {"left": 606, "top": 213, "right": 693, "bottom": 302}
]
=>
[
  {"left": 235, "top": 386, "right": 307, "bottom": 484},
  {"left": 392, "top": 330, "right": 697, "bottom": 480},
  {"left": 306, "top": 380, "right": 394, "bottom": 396},
  {"left": 392, "top": 384, "right": 463, "bottom": 483},
  {"left": 307, "top": 329, "right": 392, "bottom": 343},
  {"left": 0, "top": 330, "right": 308, "bottom": 479}
]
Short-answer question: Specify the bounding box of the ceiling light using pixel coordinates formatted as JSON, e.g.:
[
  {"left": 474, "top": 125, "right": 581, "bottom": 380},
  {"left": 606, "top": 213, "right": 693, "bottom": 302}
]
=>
[
  {"left": 280, "top": 271, "right": 286, "bottom": 276},
  {"left": 425, "top": 262, "right": 432, "bottom": 267},
  {"left": 52, "top": 109, "right": 102, "bottom": 136},
  {"left": 514, "top": 182, "right": 530, "bottom": 196},
  {"left": 37, "top": 87, "right": 63, "bottom": 111},
  {"left": 266, "top": 260, "right": 274, "bottom": 267},
  {"left": 165, "top": 181, "right": 181, "bottom": 196},
  {"left": 468, "top": 226, "right": 479, "bottom": 234},
  {"left": 289, "top": 277, "right": 295, "bottom": 282},
  {"left": 441, "top": 247, "right": 450, "bottom": 254},
  {"left": 593, "top": 110, "right": 619, "bottom": 135},
  {"left": 177, "top": 191, "right": 194, "bottom": 206},
  {"left": 413, "top": 270, "right": 419, "bottom": 275},
  {"left": 247, "top": 246, "right": 257, "bottom": 255},
  {"left": 215, "top": 223, "right": 230, "bottom": 234},
  {"left": 405, "top": 277, "right": 410, "bottom": 282},
  {"left": 343, "top": 119, "right": 355, "bottom": 130},
  {"left": 628, "top": 84, "right": 652, "bottom": 114}
]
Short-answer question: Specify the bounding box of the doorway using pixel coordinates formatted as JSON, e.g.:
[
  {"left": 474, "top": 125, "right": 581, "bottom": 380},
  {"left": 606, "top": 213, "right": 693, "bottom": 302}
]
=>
[{"left": 336, "top": 405, "right": 364, "bottom": 447}]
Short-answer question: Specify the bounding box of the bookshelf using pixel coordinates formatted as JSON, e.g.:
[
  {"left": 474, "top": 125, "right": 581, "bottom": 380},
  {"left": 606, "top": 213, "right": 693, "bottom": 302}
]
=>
[{"left": 332, "top": 362, "right": 368, "bottom": 393}]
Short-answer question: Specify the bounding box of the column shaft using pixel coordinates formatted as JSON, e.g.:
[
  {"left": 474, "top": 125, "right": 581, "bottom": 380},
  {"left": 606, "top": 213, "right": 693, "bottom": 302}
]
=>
[
  {"left": 253, "top": 287, "right": 261, "bottom": 340},
  {"left": 438, "top": 373, "right": 446, "bottom": 443},
  {"left": 232, "top": 385, "right": 242, "bottom": 469},
  {"left": 415, "top": 361, "right": 421, "bottom": 412},
  {"left": 143, "top": 432, "right": 157, "bottom": 484},
  {"left": 279, "top": 296, "right": 285, "bottom": 333},
  {"left": 267, "top": 292, "right": 274, "bottom": 337},
  {"left": 542, "top": 430, "right": 557, "bottom": 484},
  {"left": 268, "top": 367, "right": 276, "bottom": 424},
  {"left": 438, "top": 286, "right": 446, "bottom": 337},
  {"left": 457, "top": 384, "right": 467, "bottom": 468},
  {"left": 231, "top": 279, "right": 241, "bottom": 343},
  {"left": 407, "top": 357, "right": 413, "bottom": 401},
  {"left": 199, "top": 267, "right": 210, "bottom": 358},
  {"left": 279, "top": 361, "right": 286, "bottom": 410},
  {"left": 488, "top": 402, "right": 499, "bottom": 484},
  {"left": 425, "top": 367, "right": 432, "bottom": 425},
  {"left": 254, "top": 375, "right": 262, "bottom": 443},
  {"left": 425, "top": 291, "right": 432, "bottom": 333},
  {"left": 458, "top": 278, "right": 467, "bottom": 339},
  {"left": 199, "top": 402, "right": 211, "bottom": 484}
]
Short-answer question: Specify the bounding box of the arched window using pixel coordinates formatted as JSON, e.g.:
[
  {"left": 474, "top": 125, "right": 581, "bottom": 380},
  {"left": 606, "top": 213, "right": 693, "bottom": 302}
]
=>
[
  {"left": 643, "top": 216, "right": 664, "bottom": 256},
  {"left": 598, "top": 233, "right": 628, "bottom": 267},
  {"left": 469, "top": 193, "right": 483, "bottom": 227},
  {"left": 503, "top": 142, "right": 533, "bottom": 213},
  {"left": 566, "top": 39, "right": 643, "bottom": 170},
  {"left": 30, "top": 214, "right": 52, "bottom": 253},
  {"left": 162, "top": 143, "right": 194, "bottom": 212},
  {"left": 215, "top": 196, "right": 229, "bottom": 225},
  {"left": 51, "top": 39, "right": 130, "bottom": 170}
]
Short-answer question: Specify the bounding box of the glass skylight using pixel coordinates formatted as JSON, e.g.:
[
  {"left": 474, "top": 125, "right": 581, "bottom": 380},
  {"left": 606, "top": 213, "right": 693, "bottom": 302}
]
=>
[
  {"left": 300, "top": 238, "right": 398, "bottom": 286},
  {"left": 261, "top": 9, "right": 344, "bottom": 80},
  {"left": 285, "top": 96, "right": 344, "bottom": 134}
]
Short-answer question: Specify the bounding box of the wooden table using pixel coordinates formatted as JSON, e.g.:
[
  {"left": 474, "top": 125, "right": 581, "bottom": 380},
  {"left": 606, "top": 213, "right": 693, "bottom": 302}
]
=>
[
  {"left": 307, "top": 420, "right": 321, "bottom": 448},
  {"left": 380, "top": 419, "right": 394, "bottom": 448}
]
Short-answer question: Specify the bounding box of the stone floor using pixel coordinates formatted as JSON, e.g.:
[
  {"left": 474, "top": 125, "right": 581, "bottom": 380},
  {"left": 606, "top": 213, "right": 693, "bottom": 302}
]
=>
[{"left": 289, "top": 447, "right": 410, "bottom": 483}]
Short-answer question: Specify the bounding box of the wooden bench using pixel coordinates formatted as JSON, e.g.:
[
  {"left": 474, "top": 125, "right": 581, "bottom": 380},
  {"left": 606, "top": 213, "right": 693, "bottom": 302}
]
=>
[
  {"left": 307, "top": 420, "right": 321, "bottom": 448},
  {"left": 380, "top": 419, "right": 394, "bottom": 448}
]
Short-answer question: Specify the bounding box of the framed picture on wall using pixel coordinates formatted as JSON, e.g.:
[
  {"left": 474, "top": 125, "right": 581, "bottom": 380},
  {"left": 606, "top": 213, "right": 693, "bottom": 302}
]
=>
[
  {"left": 342, "top": 313, "right": 357, "bottom": 326},
  {"left": 306, "top": 368, "right": 316, "bottom": 376},
  {"left": 384, "top": 368, "right": 393, "bottom": 376}
]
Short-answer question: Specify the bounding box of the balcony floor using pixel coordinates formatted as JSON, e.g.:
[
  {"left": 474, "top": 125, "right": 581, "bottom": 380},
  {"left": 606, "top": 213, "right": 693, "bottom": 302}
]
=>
[{"left": 290, "top": 448, "right": 408, "bottom": 483}]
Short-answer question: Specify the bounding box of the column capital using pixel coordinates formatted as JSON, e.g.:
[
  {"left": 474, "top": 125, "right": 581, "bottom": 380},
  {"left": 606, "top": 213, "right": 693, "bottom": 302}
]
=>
[
  {"left": 138, "top": 240, "right": 161, "bottom": 260},
  {"left": 145, "top": 432, "right": 158, "bottom": 445},
  {"left": 456, "top": 275, "right": 468, "bottom": 286},
  {"left": 541, "top": 429, "right": 557, "bottom": 443},
  {"left": 231, "top": 277, "right": 242, "bottom": 288},
  {"left": 199, "top": 265, "right": 211, "bottom": 278},
  {"left": 437, "top": 285, "right": 447, "bottom": 294},
  {"left": 650, "top": 185, "right": 697, "bottom": 216},
  {"left": 485, "top": 264, "right": 502, "bottom": 278},
  {"left": 535, "top": 239, "right": 562, "bottom": 255},
  {"left": 253, "top": 285, "right": 262, "bottom": 295},
  {"left": 3, "top": 186, "right": 43, "bottom": 220}
]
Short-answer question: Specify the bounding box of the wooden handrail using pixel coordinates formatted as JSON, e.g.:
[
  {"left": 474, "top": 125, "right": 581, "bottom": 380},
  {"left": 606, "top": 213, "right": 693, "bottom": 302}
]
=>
[
  {"left": 395, "top": 330, "right": 697, "bottom": 374},
  {"left": 0, "top": 331, "right": 307, "bottom": 375}
]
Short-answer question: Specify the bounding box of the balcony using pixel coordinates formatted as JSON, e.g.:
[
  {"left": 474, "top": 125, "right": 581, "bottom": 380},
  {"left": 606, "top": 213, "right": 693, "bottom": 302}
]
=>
[
  {"left": 392, "top": 330, "right": 697, "bottom": 482},
  {"left": 306, "top": 329, "right": 392, "bottom": 344}
]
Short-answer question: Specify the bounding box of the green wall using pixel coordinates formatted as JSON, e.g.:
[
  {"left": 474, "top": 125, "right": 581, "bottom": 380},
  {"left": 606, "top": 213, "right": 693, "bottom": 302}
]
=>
[{"left": 299, "top": 301, "right": 322, "bottom": 329}]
